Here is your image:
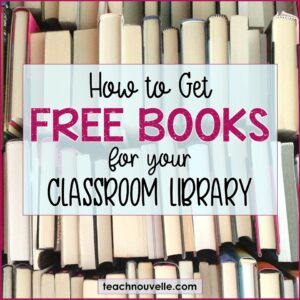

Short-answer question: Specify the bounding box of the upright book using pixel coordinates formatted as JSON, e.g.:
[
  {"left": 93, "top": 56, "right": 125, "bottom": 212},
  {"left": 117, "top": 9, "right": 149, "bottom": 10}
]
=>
[
  {"left": 171, "top": 2, "right": 191, "bottom": 29},
  {"left": 272, "top": 13, "right": 298, "bottom": 132},
  {"left": 5, "top": 8, "right": 39, "bottom": 137},
  {"left": 6, "top": 141, "right": 30, "bottom": 262},
  {"left": 58, "top": 2, "right": 99, "bottom": 29},
  {"left": 192, "top": 1, "right": 216, "bottom": 20}
]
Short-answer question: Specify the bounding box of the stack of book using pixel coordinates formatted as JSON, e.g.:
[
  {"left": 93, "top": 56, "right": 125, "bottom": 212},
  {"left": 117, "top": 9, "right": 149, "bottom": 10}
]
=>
[{"left": 1, "top": 1, "right": 299, "bottom": 298}]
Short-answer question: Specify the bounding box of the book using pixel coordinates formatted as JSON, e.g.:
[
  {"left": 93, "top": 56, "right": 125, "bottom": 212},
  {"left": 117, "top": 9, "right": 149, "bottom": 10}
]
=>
[
  {"left": 212, "top": 150, "right": 234, "bottom": 244},
  {"left": 6, "top": 8, "right": 39, "bottom": 137},
  {"left": 287, "top": 270, "right": 299, "bottom": 298},
  {"left": 111, "top": 24, "right": 148, "bottom": 257},
  {"left": 31, "top": 215, "right": 42, "bottom": 269},
  {"left": 278, "top": 142, "right": 299, "bottom": 262},
  {"left": 208, "top": 15, "right": 233, "bottom": 245},
  {"left": 83, "top": 279, "right": 101, "bottom": 298},
  {"left": 248, "top": 29, "right": 261, "bottom": 63},
  {"left": 193, "top": 272, "right": 202, "bottom": 298},
  {"left": 37, "top": 141, "right": 57, "bottom": 250},
  {"left": 45, "top": 30, "right": 71, "bottom": 64},
  {"left": 77, "top": 154, "right": 97, "bottom": 270},
  {"left": 41, "top": 271, "right": 55, "bottom": 298},
  {"left": 6, "top": 141, "right": 30, "bottom": 262},
  {"left": 123, "top": 2, "right": 143, "bottom": 25},
  {"left": 113, "top": 217, "right": 147, "bottom": 256},
  {"left": 30, "top": 32, "right": 45, "bottom": 64},
  {"left": 228, "top": 137, "right": 253, "bottom": 241},
  {"left": 178, "top": 152, "right": 195, "bottom": 254},
  {"left": 143, "top": 16, "right": 161, "bottom": 64},
  {"left": 229, "top": 15, "right": 254, "bottom": 243},
  {"left": 107, "top": 1, "right": 123, "bottom": 14},
  {"left": 141, "top": 144, "right": 164, "bottom": 260},
  {"left": 14, "top": 264, "right": 32, "bottom": 298},
  {"left": 74, "top": 25, "right": 112, "bottom": 268},
  {"left": 256, "top": 215, "right": 277, "bottom": 253},
  {"left": 159, "top": 139, "right": 183, "bottom": 257},
  {"left": 199, "top": 263, "right": 220, "bottom": 297},
  {"left": 71, "top": 275, "right": 84, "bottom": 298},
  {"left": 73, "top": 28, "right": 98, "bottom": 132},
  {"left": 58, "top": 1, "right": 79, "bottom": 29},
  {"left": 145, "top": 2, "right": 158, "bottom": 16},
  {"left": 163, "top": 27, "right": 179, "bottom": 64},
  {"left": 24, "top": 2, "right": 41, "bottom": 11},
  {"left": 260, "top": 33, "right": 268, "bottom": 63},
  {"left": 283, "top": 278, "right": 295, "bottom": 298},
  {"left": 105, "top": 273, "right": 127, "bottom": 298},
  {"left": 24, "top": 1, "right": 42, "bottom": 18},
  {"left": 2, "top": 265, "right": 13, "bottom": 298},
  {"left": 258, "top": 262, "right": 283, "bottom": 298},
  {"left": 79, "top": 1, "right": 99, "bottom": 29},
  {"left": 112, "top": 149, "right": 148, "bottom": 258},
  {"left": 222, "top": 247, "right": 259, "bottom": 297},
  {"left": 55, "top": 271, "right": 71, "bottom": 298},
  {"left": 60, "top": 149, "right": 79, "bottom": 267},
  {"left": 137, "top": 262, "right": 153, "bottom": 298},
  {"left": 154, "top": 262, "right": 178, "bottom": 298},
  {"left": 32, "top": 270, "right": 42, "bottom": 298},
  {"left": 171, "top": 2, "right": 191, "bottom": 29},
  {"left": 3, "top": 152, "right": 8, "bottom": 258},
  {"left": 32, "top": 267, "right": 50, "bottom": 298},
  {"left": 160, "top": 1, "right": 171, "bottom": 29},
  {"left": 230, "top": 15, "right": 249, "bottom": 64},
  {"left": 209, "top": 264, "right": 221, "bottom": 297},
  {"left": 2, "top": 7, "right": 11, "bottom": 144},
  {"left": 198, "top": 262, "right": 211, "bottom": 297},
  {"left": 9, "top": 2, "right": 23, "bottom": 9},
  {"left": 179, "top": 261, "right": 194, "bottom": 298},
  {"left": 181, "top": 19, "right": 206, "bottom": 64},
  {"left": 239, "top": 252, "right": 258, "bottom": 297},
  {"left": 238, "top": 1, "right": 274, "bottom": 30},
  {"left": 122, "top": 24, "right": 142, "bottom": 64},
  {"left": 126, "top": 261, "right": 137, "bottom": 299},
  {"left": 208, "top": 15, "right": 229, "bottom": 64},
  {"left": 275, "top": 1, "right": 298, "bottom": 14},
  {"left": 41, "top": 30, "right": 72, "bottom": 126},
  {"left": 43, "top": 30, "right": 71, "bottom": 252},
  {"left": 208, "top": 14, "right": 230, "bottom": 116},
  {"left": 219, "top": 2, "right": 237, "bottom": 20},
  {"left": 42, "top": 2, "right": 59, "bottom": 21},
  {"left": 192, "top": 1, "right": 216, "bottom": 20},
  {"left": 98, "top": 1, "right": 108, "bottom": 18},
  {"left": 188, "top": 144, "right": 218, "bottom": 252},
  {"left": 98, "top": 12, "right": 122, "bottom": 266},
  {"left": 94, "top": 160, "right": 113, "bottom": 265},
  {"left": 220, "top": 253, "right": 239, "bottom": 297},
  {"left": 121, "top": 24, "right": 142, "bottom": 135},
  {"left": 142, "top": 19, "right": 164, "bottom": 258},
  {"left": 251, "top": 141, "right": 277, "bottom": 254},
  {"left": 272, "top": 13, "right": 298, "bottom": 132},
  {"left": 59, "top": 1, "right": 99, "bottom": 29},
  {"left": 29, "top": 32, "right": 46, "bottom": 269},
  {"left": 99, "top": 13, "right": 122, "bottom": 64}
]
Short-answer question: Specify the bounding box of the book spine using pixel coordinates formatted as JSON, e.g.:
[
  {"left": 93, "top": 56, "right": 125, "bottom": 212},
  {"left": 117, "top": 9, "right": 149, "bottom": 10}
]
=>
[
  {"left": 27, "top": 9, "right": 40, "bottom": 64},
  {"left": 123, "top": 2, "right": 143, "bottom": 25},
  {"left": 0, "top": 5, "right": 5, "bottom": 287},
  {"left": 159, "top": 1, "right": 171, "bottom": 30}
]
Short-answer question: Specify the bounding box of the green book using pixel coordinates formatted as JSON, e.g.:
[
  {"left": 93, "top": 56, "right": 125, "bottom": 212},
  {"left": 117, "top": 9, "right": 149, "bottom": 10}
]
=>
[
  {"left": 123, "top": 2, "right": 144, "bottom": 25},
  {"left": 160, "top": 1, "right": 171, "bottom": 30}
]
